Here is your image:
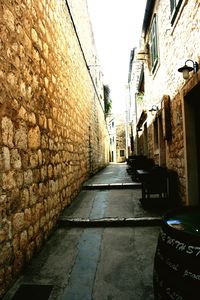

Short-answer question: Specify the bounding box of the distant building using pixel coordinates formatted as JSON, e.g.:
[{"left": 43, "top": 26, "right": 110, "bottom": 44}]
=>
[
  {"left": 115, "top": 114, "right": 126, "bottom": 163},
  {"left": 107, "top": 114, "right": 116, "bottom": 162},
  {"left": 107, "top": 113, "right": 126, "bottom": 163},
  {"left": 127, "top": 48, "right": 144, "bottom": 155}
]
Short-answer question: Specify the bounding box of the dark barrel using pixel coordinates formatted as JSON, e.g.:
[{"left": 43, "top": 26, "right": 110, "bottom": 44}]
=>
[{"left": 153, "top": 206, "right": 200, "bottom": 300}]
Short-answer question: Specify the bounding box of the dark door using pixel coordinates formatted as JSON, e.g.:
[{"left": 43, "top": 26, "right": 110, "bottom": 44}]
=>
[
  {"left": 194, "top": 89, "right": 200, "bottom": 199},
  {"left": 111, "top": 151, "right": 114, "bottom": 162},
  {"left": 185, "top": 83, "right": 200, "bottom": 204}
]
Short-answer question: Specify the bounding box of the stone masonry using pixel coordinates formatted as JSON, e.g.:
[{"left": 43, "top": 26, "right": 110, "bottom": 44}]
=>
[
  {"left": 0, "top": 0, "right": 109, "bottom": 296},
  {"left": 137, "top": 0, "right": 200, "bottom": 204}
]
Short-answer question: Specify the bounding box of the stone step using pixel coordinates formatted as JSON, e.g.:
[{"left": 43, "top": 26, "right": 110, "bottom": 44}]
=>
[
  {"left": 58, "top": 216, "right": 162, "bottom": 227},
  {"left": 82, "top": 182, "right": 141, "bottom": 190}
]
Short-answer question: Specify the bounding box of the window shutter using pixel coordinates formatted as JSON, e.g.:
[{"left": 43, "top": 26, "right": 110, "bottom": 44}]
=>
[
  {"left": 149, "top": 15, "right": 158, "bottom": 72},
  {"left": 170, "top": 0, "right": 175, "bottom": 14}
]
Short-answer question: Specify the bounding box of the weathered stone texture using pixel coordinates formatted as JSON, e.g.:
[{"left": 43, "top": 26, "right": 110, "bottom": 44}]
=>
[
  {"left": 144, "top": 0, "right": 200, "bottom": 104},
  {"left": 0, "top": 0, "right": 108, "bottom": 296},
  {"left": 140, "top": 0, "right": 200, "bottom": 203}
]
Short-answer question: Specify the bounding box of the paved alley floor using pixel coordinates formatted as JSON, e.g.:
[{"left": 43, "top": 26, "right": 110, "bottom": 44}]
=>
[{"left": 4, "top": 163, "right": 166, "bottom": 300}]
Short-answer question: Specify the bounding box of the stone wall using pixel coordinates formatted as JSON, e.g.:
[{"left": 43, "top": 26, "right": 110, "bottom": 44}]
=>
[
  {"left": 143, "top": 0, "right": 200, "bottom": 104},
  {"left": 0, "top": 0, "right": 108, "bottom": 296},
  {"left": 139, "top": 0, "right": 200, "bottom": 203},
  {"left": 167, "top": 93, "right": 186, "bottom": 201},
  {"left": 147, "top": 123, "right": 153, "bottom": 158},
  {"left": 67, "top": 0, "right": 104, "bottom": 104}
]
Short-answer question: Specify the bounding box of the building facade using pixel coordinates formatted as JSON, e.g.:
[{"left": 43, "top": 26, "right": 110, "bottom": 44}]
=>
[
  {"left": 107, "top": 113, "right": 126, "bottom": 163},
  {"left": 115, "top": 114, "right": 126, "bottom": 163},
  {"left": 107, "top": 115, "right": 116, "bottom": 162},
  {"left": 127, "top": 48, "right": 144, "bottom": 156},
  {"left": 0, "top": 0, "right": 109, "bottom": 296},
  {"left": 130, "top": 0, "right": 200, "bottom": 205}
]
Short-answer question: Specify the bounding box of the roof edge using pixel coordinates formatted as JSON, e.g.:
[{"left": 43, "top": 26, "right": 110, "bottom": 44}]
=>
[{"left": 128, "top": 48, "right": 136, "bottom": 83}]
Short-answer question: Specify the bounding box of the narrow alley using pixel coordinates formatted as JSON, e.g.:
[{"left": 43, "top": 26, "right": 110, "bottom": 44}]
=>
[
  {"left": 3, "top": 163, "right": 164, "bottom": 300},
  {"left": 1, "top": 1, "right": 200, "bottom": 299}
]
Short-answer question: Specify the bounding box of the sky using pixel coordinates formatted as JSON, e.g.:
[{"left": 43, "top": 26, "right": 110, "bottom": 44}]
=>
[{"left": 87, "top": 0, "right": 147, "bottom": 113}]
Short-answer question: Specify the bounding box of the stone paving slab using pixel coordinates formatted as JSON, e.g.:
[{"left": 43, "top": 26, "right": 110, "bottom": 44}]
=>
[
  {"left": 93, "top": 226, "right": 160, "bottom": 300},
  {"left": 84, "top": 163, "right": 133, "bottom": 185},
  {"left": 3, "top": 226, "right": 160, "bottom": 300},
  {"left": 60, "top": 189, "right": 168, "bottom": 222},
  {"left": 3, "top": 163, "right": 165, "bottom": 300}
]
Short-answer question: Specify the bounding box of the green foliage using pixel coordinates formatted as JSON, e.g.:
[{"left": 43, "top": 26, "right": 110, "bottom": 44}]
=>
[
  {"left": 103, "top": 85, "right": 112, "bottom": 115},
  {"left": 136, "top": 92, "right": 144, "bottom": 103}
]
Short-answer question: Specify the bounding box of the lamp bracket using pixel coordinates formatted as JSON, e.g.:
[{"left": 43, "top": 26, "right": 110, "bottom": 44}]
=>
[
  {"left": 185, "top": 59, "right": 199, "bottom": 73},
  {"left": 149, "top": 105, "right": 158, "bottom": 112}
]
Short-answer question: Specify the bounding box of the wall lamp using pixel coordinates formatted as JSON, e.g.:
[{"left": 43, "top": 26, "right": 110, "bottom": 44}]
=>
[
  {"left": 178, "top": 59, "right": 199, "bottom": 80},
  {"left": 149, "top": 105, "right": 158, "bottom": 116}
]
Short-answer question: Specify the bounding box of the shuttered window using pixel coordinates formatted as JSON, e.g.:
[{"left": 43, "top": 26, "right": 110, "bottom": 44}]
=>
[
  {"left": 170, "top": 0, "right": 183, "bottom": 25},
  {"left": 149, "top": 15, "right": 158, "bottom": 73},
  {"left": 120, "top": 150, "right": 125, "bottom": 157}
]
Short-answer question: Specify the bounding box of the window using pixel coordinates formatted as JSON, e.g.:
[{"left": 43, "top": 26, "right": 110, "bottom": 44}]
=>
[
  {"left": 149, "top": 15, "right": 159, "bottom": 73},
  {"left": 120, "top": 150, "right": 125, "bottom": 157},
  {"left": 170, "top": 0, "right": 183, "bottom": 25}
]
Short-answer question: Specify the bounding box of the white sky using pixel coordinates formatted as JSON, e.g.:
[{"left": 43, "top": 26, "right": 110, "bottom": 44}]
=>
[{"left": 87, "top": 0, "right": 147, "bottom": 113}]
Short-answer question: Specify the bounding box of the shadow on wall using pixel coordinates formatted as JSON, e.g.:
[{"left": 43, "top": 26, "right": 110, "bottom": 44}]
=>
[{"left": 167, "top": 169, "right": 182, "bottom": 206}]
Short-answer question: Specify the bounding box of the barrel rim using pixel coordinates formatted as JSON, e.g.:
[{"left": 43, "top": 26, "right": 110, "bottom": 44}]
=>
[{"left": 162, "top": 205, "right": 200, "bottom": 239}]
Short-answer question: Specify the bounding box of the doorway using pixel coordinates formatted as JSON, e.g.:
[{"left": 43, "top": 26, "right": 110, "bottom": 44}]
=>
[
  {"left": 111, "top": 151, "right": 114, "bottom": 162},
  {"left": 184, "top": 83, "right": 200, "bottom": 205}
]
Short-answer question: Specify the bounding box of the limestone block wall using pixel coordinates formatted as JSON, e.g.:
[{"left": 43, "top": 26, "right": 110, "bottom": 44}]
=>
[
  {"left": 147, "top": 123, "right": 153, "bottom": 158},
  {"left": 140, "top": 0, "right": 200, "bottom": 202},
  {"left": 167, "top": 93, "right": 185, "bottom": 200},
  {"left": 0, "top": 0, "right": 108, "bottom": 296},
  {"left": 67, "top": 0, "right": 104, "bottom": 105},
  {"left": 144, "top": 0, "right": 200, "bottom": 104}
]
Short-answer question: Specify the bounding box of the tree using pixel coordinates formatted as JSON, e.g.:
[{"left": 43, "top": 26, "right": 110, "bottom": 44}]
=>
[{"left": 103, "top": 85, "right": 112, "bottom": 115}]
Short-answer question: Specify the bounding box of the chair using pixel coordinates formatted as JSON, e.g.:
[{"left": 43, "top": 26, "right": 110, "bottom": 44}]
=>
[{"left": 142, "top": 166, "right": 168, "bottom": 199}]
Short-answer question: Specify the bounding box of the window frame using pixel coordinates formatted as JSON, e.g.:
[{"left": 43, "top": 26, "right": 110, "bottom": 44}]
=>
[
  {"left": 120, "top": 149, "right": 125, "bottom": 157},
  {"left": 149, "top": 14, "right": 159, "bottom": 73},
  {"left": 170, "top": 0, "right": 183, "bottom": 25}
]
